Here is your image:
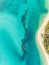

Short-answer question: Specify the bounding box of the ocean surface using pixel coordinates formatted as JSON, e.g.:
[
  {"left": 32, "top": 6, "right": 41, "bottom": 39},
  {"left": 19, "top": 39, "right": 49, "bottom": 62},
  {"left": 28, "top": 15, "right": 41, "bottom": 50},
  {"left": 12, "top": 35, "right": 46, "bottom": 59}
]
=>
[{"left": 0, "top": 0, "right": 48, "bottom": 65}]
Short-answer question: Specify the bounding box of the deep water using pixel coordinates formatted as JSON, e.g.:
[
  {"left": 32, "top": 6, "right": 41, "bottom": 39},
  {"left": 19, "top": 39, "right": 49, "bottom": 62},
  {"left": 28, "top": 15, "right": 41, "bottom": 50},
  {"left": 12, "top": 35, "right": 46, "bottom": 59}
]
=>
[{"left": 0, "top": 0, "right": 48, "bottom": 65}]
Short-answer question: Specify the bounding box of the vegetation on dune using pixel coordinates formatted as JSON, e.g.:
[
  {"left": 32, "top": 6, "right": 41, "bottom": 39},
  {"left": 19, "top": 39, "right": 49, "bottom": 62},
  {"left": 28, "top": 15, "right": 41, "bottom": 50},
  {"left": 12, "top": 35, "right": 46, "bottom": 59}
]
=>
[{"left": 44, "top": 21, "right": 49, "bottom": 54}]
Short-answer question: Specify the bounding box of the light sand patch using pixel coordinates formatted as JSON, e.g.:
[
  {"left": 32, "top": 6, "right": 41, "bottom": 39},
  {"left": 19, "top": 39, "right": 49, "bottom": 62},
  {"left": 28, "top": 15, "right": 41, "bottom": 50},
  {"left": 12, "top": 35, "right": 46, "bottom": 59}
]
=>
[{"left": 36, "top": 13, "right": 49, "bottom": 65}]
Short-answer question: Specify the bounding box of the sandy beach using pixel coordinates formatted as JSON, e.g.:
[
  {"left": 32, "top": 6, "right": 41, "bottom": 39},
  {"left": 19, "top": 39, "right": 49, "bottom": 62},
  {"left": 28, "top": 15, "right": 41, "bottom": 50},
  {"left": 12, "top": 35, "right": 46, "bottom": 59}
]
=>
[{"left": 36, "top": 13, "right": 49, "bottom": 65}]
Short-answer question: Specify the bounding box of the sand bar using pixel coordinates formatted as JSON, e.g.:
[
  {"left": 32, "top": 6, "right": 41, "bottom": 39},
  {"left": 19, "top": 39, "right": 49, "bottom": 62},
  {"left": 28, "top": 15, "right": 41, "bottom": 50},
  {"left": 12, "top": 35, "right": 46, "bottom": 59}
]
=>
[{"left": 36, "top": 13, "right": 49, "bottom": 65}]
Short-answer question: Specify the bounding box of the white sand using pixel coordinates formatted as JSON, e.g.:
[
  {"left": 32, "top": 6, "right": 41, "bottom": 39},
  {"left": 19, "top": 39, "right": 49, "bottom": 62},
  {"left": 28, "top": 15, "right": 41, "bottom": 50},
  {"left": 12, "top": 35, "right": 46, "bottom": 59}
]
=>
[{"left": 36, "top": 13, "right": 49, "bottom": 65}]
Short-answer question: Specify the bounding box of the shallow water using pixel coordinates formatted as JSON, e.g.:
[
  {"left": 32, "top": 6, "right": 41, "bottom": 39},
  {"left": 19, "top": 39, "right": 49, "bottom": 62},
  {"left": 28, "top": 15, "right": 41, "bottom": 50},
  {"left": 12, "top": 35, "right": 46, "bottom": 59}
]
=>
[{"left": 0, "top": 0, "right": 48, "bottom": 65}]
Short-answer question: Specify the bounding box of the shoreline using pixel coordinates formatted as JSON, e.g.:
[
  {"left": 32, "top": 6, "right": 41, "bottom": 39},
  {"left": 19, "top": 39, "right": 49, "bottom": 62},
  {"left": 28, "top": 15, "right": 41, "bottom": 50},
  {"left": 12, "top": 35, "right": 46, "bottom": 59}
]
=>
[{"left": 35, "top": 13, "right": 49, "bottom": 65}]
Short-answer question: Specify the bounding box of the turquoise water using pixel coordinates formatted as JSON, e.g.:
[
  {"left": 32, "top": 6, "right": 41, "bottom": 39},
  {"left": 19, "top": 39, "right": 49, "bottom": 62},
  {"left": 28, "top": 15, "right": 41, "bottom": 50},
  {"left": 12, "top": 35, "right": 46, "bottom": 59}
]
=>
[{"left": 0, "top": 0, "right": 48, "bottom": 65}]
